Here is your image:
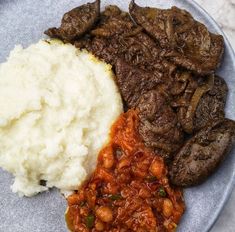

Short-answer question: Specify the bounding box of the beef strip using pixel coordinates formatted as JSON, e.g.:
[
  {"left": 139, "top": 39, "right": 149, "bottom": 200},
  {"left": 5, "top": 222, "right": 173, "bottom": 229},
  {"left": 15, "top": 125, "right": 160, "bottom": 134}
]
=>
[
  {"left": 129, "top": 0, "right": 224, "bottom": 75},
  {"left": 175, "top": 75, "right": 227, "bottom": 133},
  {"left": 194, "top": 75, "right": 228, "bottom": 131},
  {"left": 44, "top": 0, "right": 100, "bottom": 42},
  {"left": 44, "top": 1, "right": 233, "bottom": 187},
  {"left": 90, "top": 5, "right": 138, "bottom": 37},
  {"left": 80, "top": 6, "right": 180, "bottom": 100},
  {"left": 137, "top": 90, "right": 184, "bottom": 161},
  {"left": 74, "top": 4, "right": 140, "bottom": 63},
  {"left": 169, "top": 119, "right": 235, "bottom": 187},
  {"left": 115, "top": 59, "right": 163, "bottom": 108},
  {"left": 82, "top": 25, "right": 162, "bottom": 69},
  {"left": 82, "top": 33, "right": 160, "bottom": 67},
  {"left": 75, "top": 6, "right": 175, "bottom": 77}
]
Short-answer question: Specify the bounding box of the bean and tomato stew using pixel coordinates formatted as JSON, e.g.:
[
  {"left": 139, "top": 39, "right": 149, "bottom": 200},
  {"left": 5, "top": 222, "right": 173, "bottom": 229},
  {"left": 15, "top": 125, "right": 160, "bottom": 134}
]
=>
[{"left": 66, "top": 110, "right": 185, "bottom": 231}]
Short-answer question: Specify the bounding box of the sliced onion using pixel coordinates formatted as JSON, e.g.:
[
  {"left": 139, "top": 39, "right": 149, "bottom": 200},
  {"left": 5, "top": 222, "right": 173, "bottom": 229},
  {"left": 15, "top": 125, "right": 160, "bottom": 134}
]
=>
[
  {"left": 183, "top": 74, "right": 214, "bottom": 134},
  {"left": 171, "top": 72, "right": 191, "bottom": 95}
]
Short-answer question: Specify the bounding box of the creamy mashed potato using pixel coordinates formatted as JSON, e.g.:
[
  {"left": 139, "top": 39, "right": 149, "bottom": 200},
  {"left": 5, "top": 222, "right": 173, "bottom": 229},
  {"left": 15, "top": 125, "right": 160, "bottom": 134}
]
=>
[{"left": 0, "top": 40, "right": 123, "bottom": 197}]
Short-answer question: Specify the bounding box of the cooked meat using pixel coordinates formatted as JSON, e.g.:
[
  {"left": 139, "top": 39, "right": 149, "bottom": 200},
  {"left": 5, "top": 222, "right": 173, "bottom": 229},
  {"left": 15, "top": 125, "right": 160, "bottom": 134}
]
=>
[
  {"left": 84, "top": 29, "right": 162, "bottom": 69},
  {"left": 115, "top": 59, "right": 162, "bottom": 108},
  {"left": 169, "top": 119, "right": 235, "bottom": 187},
  {"left": 176, "top": 74, "right": 212, "bottom": 134},
  {"left": 170, "top": 71, "right": 193, "bottom": 97},
  {"left": 137, "top": 90, "right": 184, "bottom": 161},
  {"left": 82, "top": 33, "right": 159, "bottom": 67},
  {"left": 91, "top": 5, "right": 137, "bottom": 37},
  {"left": 44, "top": 2, "right": 233, "bottom": 188},
  {"left": 72, "top": 5, "right": 182, "bottom": 102},
  {"left": 176, "top": 75, "right": 227, "bottom": 133},
  {"left": 129, "top": 0, "right": 224, "bottom": 75},
  {"left": 75, "top": 6, "right": 167, "bottom": 70},
  {"left": 66, "top": 110, "right": 185, "bottom": 232},
  {"left": 44, "top": 0, "right": 100, "bottom": 42},
  {"left": 75, "top": 4, "right": 139, "bottom": 63},
  {"left": 194, "top": 75, "right": 228, "bottom": 131}
]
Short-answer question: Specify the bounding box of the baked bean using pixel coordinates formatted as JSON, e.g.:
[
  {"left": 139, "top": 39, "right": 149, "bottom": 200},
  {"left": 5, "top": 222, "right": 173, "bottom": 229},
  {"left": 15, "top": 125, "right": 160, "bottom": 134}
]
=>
[
  {"left": 95, "top": 220, "right": 105, "bottom": 231},
  {"left": 163, "top": 199, "right": 174, "bottom": 218},
  {"left": 67, "top": 194, "right": 82, "bottom": 205},
  {"left": 139, "top": 187, "right": 151, "bottom": 198},
  {"left": 96, "top": 206, "right": 113, "bottom": 222},
  {"left": 66, "top": 110, "right": 185, "bottom": 231},
  {"left": 149, "top": 158, "right": 164, "bottom": 179},
  {"left": 102, "top": 150, "right": 114, "bottom": 169}
]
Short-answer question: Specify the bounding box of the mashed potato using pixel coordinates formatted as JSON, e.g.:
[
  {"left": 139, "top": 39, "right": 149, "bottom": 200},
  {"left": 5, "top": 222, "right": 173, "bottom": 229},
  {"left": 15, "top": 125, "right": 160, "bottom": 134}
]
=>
[{"left": 0, "top": 40, "right": 123, "bottom": 197}]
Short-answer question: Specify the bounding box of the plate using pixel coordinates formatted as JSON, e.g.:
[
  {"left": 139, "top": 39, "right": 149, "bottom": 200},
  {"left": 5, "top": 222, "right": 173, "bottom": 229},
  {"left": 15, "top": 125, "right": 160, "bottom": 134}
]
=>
[{"left": 0, "top": 0, "right": 234, "bottom": 231}]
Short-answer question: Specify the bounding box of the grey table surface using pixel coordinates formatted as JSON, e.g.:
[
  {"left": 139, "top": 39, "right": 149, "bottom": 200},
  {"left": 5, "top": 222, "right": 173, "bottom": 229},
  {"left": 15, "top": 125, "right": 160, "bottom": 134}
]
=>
[{"left": 194, "top": 1, "right": 235, "bottom": 232}]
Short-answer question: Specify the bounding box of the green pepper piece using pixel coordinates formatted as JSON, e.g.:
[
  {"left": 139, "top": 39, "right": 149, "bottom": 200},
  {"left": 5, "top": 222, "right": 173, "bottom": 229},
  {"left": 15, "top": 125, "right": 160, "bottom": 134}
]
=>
[
  {"left": 86, "top": 215, "right": 95, "bottom": 228},
  {"left": 158, "top": 187, "right": 166, "bottom": 197},
  {"left": 109, "top": 194, "right": 122, "bottom": 201},
  {"left": 80, "top": 201, "right": 86, "bottom": 207}
]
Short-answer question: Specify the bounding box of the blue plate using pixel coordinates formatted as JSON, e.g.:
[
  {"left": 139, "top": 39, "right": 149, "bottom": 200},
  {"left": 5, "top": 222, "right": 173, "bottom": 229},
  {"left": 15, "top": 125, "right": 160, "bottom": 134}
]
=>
[{"left": 0, "top": 0, "right": 234, "bottom": 231}]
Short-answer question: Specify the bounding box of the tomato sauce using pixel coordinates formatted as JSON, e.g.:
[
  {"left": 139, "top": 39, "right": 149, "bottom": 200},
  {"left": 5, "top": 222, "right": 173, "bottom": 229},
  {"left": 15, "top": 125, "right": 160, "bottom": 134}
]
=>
[{"left": 66, "top": 110, "right": 185, "bottom": 232}]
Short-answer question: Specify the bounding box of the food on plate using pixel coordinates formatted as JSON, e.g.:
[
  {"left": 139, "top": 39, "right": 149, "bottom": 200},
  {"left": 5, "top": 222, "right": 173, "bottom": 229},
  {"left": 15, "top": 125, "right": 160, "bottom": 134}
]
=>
[
  {"left": 75, "top": 5, "right": 174, "bottom": 88},
  {"left": 66, "top": 110, "right": 185, "bottom": 231},
  {"left": 45, "top": 0, "right": 100, "bottom": 42},
  {"left": 129, "top": 0, "right": 224, "bottom": 75},
  {"left": 137, "top": 89, "right": 184, "bottom": 161},
  {"left": 0, "top": 40, "right": 122, "bottom": 196},
  {"left": 74, "top": 4, "right": 186, "bottom": 160},
  {"left": 193, "top": 75, "right": 228, "bottom": 132},
  {"left": 170, "top": 119, "right": 235, "bottom": 187},
  {"left": 77, "top": 5, "right": 180, "bottom": 85},
  {"left": 115, "top": 59, "right": 162, "bottom": 109},
  {"left": 1, "top": 0, "right": 234, "bottom": 231},
  {"left": 90, "top": 5, "right": 137, "bottom": 37},
  {"left": 175, "top": 74, "right": 228, "bottom": 134},
  {"left": 44, "top": 0, "right": 235, "bottom": 189}
]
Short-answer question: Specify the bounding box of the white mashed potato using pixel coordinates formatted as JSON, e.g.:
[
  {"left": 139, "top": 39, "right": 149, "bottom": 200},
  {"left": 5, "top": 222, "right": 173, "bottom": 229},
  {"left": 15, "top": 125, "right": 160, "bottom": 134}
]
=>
[{"left": 0, "top": 40, "right": 122, "bottom": 197}]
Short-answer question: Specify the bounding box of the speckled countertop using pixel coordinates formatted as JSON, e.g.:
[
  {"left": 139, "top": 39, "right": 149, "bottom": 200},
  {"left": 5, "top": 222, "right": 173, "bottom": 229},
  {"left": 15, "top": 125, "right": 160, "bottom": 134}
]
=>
[{"left": 194, "top": 1, "right": 235, "bottom": 231}]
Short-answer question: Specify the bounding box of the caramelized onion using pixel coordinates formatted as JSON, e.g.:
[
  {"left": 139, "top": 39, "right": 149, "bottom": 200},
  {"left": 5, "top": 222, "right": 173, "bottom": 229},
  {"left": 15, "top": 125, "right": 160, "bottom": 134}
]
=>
[
  {"left": 171, "top": 72, "right": 191, "bottom": 95},
  {"left": 183, "top": 74, "right": 214, "bottom": 133}
]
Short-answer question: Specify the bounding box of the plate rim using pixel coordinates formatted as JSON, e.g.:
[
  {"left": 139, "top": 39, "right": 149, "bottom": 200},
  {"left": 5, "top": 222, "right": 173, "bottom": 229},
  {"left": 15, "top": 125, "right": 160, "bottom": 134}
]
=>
[
  {"left": 0, "top": 0, "right": 235, "bottom": 231},
  {"left": 180, "top": 0, "right": 235, "bottom": 231}
]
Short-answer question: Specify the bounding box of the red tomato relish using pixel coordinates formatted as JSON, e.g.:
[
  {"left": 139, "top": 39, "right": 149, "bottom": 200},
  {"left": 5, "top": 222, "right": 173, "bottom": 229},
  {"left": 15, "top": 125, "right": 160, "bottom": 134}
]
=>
[{"left": 66, "top": 110, "right": 185, "bottom": 232}]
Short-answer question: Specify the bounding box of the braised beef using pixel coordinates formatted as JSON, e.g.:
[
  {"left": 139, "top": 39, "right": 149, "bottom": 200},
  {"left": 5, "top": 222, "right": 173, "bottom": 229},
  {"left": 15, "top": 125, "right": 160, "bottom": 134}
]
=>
[
  {"left": 175, "top": 75, "right": 227, "bottom": 133},
  {"left": 44, "top": 0, "right": 100, "bottom": 42},
  {"left": 115, "top": 59, "right": 162, "bottom": 108},
  {"left": 137, "top": 90, "right": 184, "bottom": 161},
  {"left": 129, "top": 0, "right": 224, "bottom": 75},
  {"left": 194, "top": 75, "right": 228, "bottom": 131},
  {"left": 75, "top": 6, "right": 174, "bottom": 75},
  {"left": 176, "top": 74, "right": 212, "bottom": 134},
  {"left": 84, "top": 28, "right": 162, "bottom": 70},
  {"left": 169, "top": 119, "right": 235, "bottom": 187},
  {"left": 91, "top": 5, "right": 137, "bottom": 37},
  {"left": 44, "top": 1, "right": 233, "bottom": 187}
]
